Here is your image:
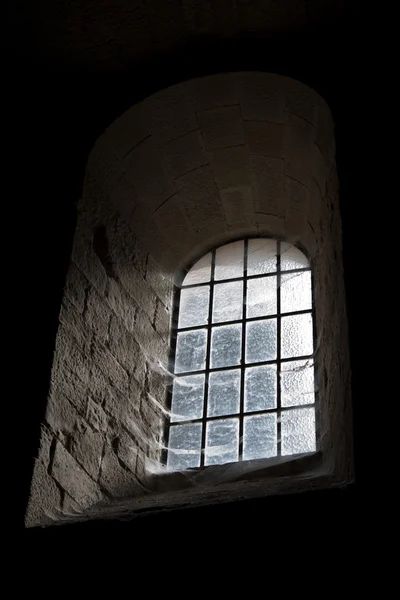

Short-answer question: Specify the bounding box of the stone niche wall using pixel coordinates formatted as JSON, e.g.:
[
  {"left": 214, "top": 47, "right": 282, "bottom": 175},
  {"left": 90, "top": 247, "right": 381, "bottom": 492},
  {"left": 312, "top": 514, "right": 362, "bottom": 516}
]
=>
[{"left": 26, "top": 72, "right": 353, "bottom": 528}]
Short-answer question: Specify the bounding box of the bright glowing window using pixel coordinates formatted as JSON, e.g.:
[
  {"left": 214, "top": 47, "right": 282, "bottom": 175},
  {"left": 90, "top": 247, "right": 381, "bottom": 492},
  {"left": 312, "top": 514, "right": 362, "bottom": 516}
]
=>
[{"left": 166, "top": 238, "right": 317, "bottom": 470}]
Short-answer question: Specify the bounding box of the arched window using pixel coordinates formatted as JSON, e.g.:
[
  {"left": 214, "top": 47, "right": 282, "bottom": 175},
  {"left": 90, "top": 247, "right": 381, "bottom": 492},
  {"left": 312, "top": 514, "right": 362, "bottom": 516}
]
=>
[{"left": 166, "top": 238, "right": 317, "bottom": 470}]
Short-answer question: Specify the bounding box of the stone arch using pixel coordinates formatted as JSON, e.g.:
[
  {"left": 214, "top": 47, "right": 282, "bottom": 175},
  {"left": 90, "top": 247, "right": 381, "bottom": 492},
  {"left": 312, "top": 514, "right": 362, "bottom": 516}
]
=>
[{"left": 25, "top": 73, "right": 352, "bottom": 527}]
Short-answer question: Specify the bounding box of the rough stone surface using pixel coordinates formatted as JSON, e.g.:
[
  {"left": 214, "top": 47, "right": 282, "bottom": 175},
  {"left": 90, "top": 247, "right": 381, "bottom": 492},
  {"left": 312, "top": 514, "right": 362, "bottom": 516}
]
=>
[
  {"left": 27, "top": 72, "right": 352, "bottom": 527},
  {"left": 25, "top": 460, "right": 63, "bottom": 527},
  {"left": 250, "top": 155, "right": 286, "bottom": 218},
  {"left": 86, "top": 397, "right": 108, "bottom": 433},
  {"left": 198, "top": 106, "right": 244, "bottom": 150},
  {"left": 51, "top": 441, "right": 103, "bottom": 508},
  {"left": 211, "top": 145, "right": 250, "bottom": 189},
  {"left": 161, "top": 130, "right": 209, "bottom": 179},
  {"left": 85, "top": 286, "right": 112, "bottom": 344},
  {"left": 244, "top": 121, "right": 285, "bottom": 158},
  {"left": 70, "top": 425, "right": 105, "bottom": 480},
  {"left": 64, "top": 263, "right": 87, "bottom": 313},
  {"left": 99, "top": 445, "right": 144, "bottom": 498}
]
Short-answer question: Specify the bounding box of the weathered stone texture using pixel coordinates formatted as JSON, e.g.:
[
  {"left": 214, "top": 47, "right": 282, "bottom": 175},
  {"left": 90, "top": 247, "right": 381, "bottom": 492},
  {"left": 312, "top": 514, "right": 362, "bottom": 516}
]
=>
[
  {"left": 27, "top": 73, "right": 351, "bottom": 528},
  {"left": 25, "top": 460, "right": 63, "bottom": 527},
  {"left": 70, "top": 425, "right": 105, "bottom": 480},
  {"left": 198, "top": 105, "right": 244, "bottom": 150},
  {"left": 51, "top": 441, "right": 103, "bottom": 508},
  {"left": 161, "top": 130, "right": 209, "bottom": 179},
  {"left": 99, "top": 445, "right": 143, "bottom": 498}
]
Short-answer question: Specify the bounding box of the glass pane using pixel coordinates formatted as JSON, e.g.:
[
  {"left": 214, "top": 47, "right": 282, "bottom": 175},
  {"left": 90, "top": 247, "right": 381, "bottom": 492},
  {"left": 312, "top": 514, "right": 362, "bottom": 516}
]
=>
[
  {"left": 280, "top": 360, "right": 315, "bottom": 408},
  {"left": 213, "top": 281, "right": 243, "bottom": 323},
  {"left": 175, "top": 329, "right": 207, "bottom": 373},
  {"left": 244, "top": 365, "right": 277, "bottom": 412},
  {"left": 281, "top": 313, "right": 313, "bottom": 359},
  {"left": 205, "top": 418, "right": 239, "bottom": 466},
  {"left": 170, "top": 374, "right": 205, "bottom": 422},
  {"left": 280, "top": 271, "right": 312, "bottom": 313},
  {"left": 243, "top": 414, "right": 277, "bottom": 460},
  {"left": 246, "top": 319, "right": 277, "bottom": 363},
  {"left": 280, "top": 242, "right": 309, "bottom": 271},
  {"left": 208, "top": 369, "right": 241, "bottom": 417},
  {"left": 281, "top": 407, "right": 316, "bottom": 456},
  {"left": 178, "top": 286, "right": 210, "bottom": 328},
  {"left": 210, "top": 324, "right": 242, "bottom": 368},
  {"left": 214, "top": 241, "right": 244, "bottom": 280},
  {"left": 246, "top": 276, "right": 277, "bottom": 318},
  {"left": 182, "top": 253, "right": 212, "bottom": 286},
  {"left": 247, "top": 238, "right": 277, "bottom": 275},
  {"left": 167, "top": 423, "right": 202, "bottom": 470}
]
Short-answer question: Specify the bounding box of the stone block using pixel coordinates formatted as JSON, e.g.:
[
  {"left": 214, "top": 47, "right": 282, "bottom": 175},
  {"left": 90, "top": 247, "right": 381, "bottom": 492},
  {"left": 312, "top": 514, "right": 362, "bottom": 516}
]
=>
[
  {"left": 91, "top": 340, "right": 129, "bottom": 393},
  {"left": 51, "top": 441, "right": 103, "bottom": 508},
  {"left": 211, "top": 146, "right": 250, "bottom": 189},
  {"left": 103, "top": 382, "right": 142, "bottom": 438},
  {"left": 250, "top": 155, "right": 286, "bottom": 218},
  {"left": 144, "top": 83, "right": 198, "bottom": 144},
  {"left": 108, "top": 315, "right": 144, "bottom": 378},
  {"left": 198, "top": 105, "right": 244, "bottom": 150},
  {"left": 71, "top": 233, "right": 108, "bottom": 298},
  {"left": 85, "top": 286, "right": 112, "bottom": 344},
  {"left": 116, "top": 431, "right": 139, "bottom": 474},
  {"left": 308, "top": 178, "right": 323, "bottom": 234},
  {"left": 45, "top": 392, "right": 80, "bottom": 436},
  {"left": 53, "top": 327, "right": 91, "bottom": 386},
  {"left": 115, "top": 260, "right": 157, "bottom": 323},
  {"left": 140, "top": 395, "right": 163, "bottom": 441},
  {"left": 106, "top": 278, "right": 137, "bottom": 332},
  {"left": 255, "top": 213, "right": 286, "bottom": 238},
  {"left": 285, "top": 177, "right": 309, "bottom": 238},
  {"left": 62, "top": 492, "right": 86, "bottom": 518},
  {"left": 99, "top": 445, "right": 144, "bottom": 498},
  {"left": 134, "top": 308, "right": 168, "bottom": 363},
  {"left": 238, "top": 72, "right": 284, "bottom": 122},
  {"left": 244, "top": 121, "right": 285, "bottom": 158},
  {"left": 129, "top": 204, "right": 176, "bottom": 269},
  {"left": 36, "top": 424, "right": 54, "bottom": 469},
  {"left": 50, "top": 368, "right": 88, "bottom": 415},
  {"left": 161, "top": 130, "right": 209, "bottom": 179},
  {"left": 108, "top": 215, "right": 148, "bottom": 278},
  {"left": 219, "top": 185, "right": 254, "bottom": 229},
  {"left": 70, "top": 425, "right": 105, "bottom": 480},
  {"left": 132, "top": 235, "right": 149, "bottom": 279},
  {"left": 284, "top": 113, "right": 314, "bottom": 187},
  {"left": 86, "top": 397, "right": 108, "bottom": 432},
  {"left": 145, "top": 254, "right": 174, "bottom": 309},
  {"left": 153, "top": 300, "right": 171, "bottom": 343},
  {"left": 25, "top": 460, "right": 63, "bottom": 527},
  {"left": 111, "top": 171, "right": 139, "bottom": 222},
  {"left": 59, "top": 297, "right": 91, "bottom": 354},
  {"left": 285, "top": 80, "right": 317, "bottom": 125},
  {"left": 64, "top": 263, "right": 87, "bottom": 313},
  {"left": 122, "top": 136, "right": 175, "bottom": 212},
  {"left": 153, "top": 192, "right": 197, "bottom": 255},
  {"left": 88, "top": 364, "right": 109, "bottom": 405},
  {"left": 175, "top": 165, "right": 227, "bottom": 235},
  {"left": 146, "top": 367, "right": 168, "bottom": 414},
  {"left": 190, "top": 73, "right": 237, "bottom": 111}
]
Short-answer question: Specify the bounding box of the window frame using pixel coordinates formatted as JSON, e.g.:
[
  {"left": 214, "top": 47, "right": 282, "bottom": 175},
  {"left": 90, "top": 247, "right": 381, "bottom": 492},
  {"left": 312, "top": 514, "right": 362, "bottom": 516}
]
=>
[{"left": 162, "top": 236, "right": 320, "bottom": 471}]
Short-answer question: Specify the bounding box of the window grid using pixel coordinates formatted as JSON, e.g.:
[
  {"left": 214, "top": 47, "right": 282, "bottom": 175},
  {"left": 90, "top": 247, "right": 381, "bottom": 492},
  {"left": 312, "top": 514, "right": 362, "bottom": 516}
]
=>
[
  {"left": 165, "top": 238, "right": 316, "bottom": 469},
  {"left": 238, "top": 240, "right": 248, "bottom": 460}
]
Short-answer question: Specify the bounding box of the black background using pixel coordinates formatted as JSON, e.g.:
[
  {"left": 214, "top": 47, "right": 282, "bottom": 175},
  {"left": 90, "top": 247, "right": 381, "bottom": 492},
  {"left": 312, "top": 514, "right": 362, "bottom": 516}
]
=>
[{"left": 9, "top": 2, "right": 370, "bottom": 545}]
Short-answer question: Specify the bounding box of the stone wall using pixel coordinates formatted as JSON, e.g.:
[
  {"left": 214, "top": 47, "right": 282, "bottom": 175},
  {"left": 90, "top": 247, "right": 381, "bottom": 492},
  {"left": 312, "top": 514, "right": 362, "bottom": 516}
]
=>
[{"left": 26, "top": 72, "right": 352, "bottom": 527}]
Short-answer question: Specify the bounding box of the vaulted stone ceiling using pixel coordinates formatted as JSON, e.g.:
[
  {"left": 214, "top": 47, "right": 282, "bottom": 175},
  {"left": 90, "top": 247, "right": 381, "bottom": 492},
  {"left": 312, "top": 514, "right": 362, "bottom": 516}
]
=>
[{"left": 27, "top": 0, "right": 350, "bottom": 70}]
